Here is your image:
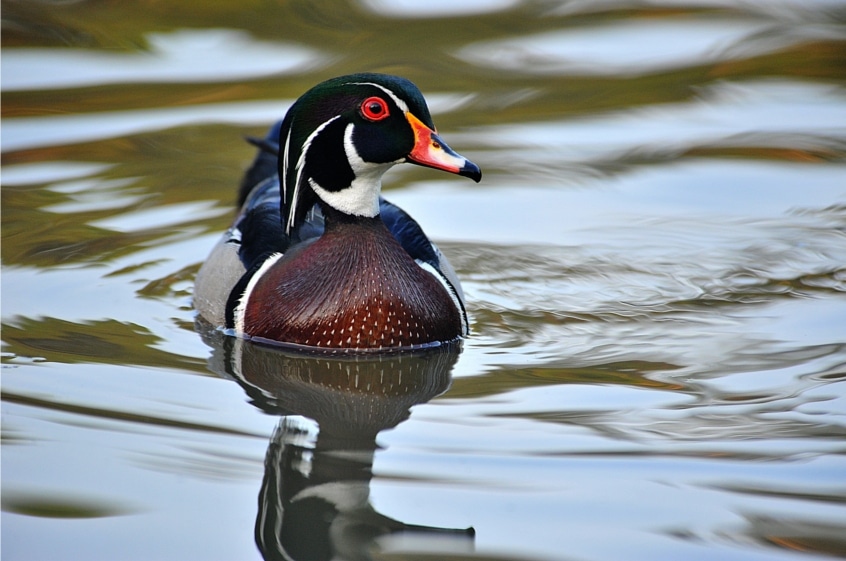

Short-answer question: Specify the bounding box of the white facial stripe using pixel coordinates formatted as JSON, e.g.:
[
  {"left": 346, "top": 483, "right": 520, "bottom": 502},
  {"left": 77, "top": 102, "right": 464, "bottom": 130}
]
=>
[
  {"left": 308, "top": 123, "right": 395, "bottom": 217},
  {"left": 350, "top": 81, "right": 409, "bottom": 113},
  {"left": 234, "top": 252, "right": 283, "bottom": 333},
  {"left": 289, "top": 115, "right": 341, "bottom": 234}
]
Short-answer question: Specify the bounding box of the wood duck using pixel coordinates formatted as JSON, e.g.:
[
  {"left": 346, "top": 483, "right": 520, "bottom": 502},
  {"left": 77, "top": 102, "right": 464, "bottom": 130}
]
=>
[{"left": 194, "top": 73, "right": 481, "bottom": 351}]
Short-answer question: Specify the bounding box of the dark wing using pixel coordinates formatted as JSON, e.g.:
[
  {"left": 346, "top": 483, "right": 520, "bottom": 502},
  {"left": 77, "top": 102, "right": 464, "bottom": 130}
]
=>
[
  {"left": 235, "top": 179, "right": 287, "bottom": 268},
  {"left": 238, "top": 120, "right": 284, "bottom": 208}
]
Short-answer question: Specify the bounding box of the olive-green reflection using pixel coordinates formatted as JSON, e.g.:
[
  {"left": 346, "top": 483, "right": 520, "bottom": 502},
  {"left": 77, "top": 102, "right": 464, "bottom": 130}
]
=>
[
  {"left": 2, "top": 390, "right": 260, "bottom": 438},
  {"left": 447, "top": 359, "right": 683, "bottom": 400},
  {"left": 2, "top": 316, "right": 205, "bottom": 372},
  {"left": 722, "top": 513, "right": 846, "bottom": 558},
  {"left": 5, "top": 42, "right": 844, "bottom": 130},
  {"left": 4, "top": 0, "right": 844, "bottom": 129},
  {"left": 7, "top": 0, "right": 687, "bottom": 52},
  {"left": 197, "top": 323, "right": 474, "bottom": 560},
  {"left": 1, "top": 492, "right": 133, "bottom": 520},
  {"left": 1, "top": 125, "right": 253, "bottom": 268}
]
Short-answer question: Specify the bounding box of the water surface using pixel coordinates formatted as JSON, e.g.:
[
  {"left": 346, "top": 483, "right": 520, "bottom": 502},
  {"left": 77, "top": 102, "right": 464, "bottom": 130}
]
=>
[{"left": 3, "top": 1, "right": 846, "bottom": 560}]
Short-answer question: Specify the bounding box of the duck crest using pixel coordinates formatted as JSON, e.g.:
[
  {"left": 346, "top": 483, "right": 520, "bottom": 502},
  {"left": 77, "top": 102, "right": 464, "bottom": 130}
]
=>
[{"left": 239, "top": 213, "right": 462, "bottom": 349}]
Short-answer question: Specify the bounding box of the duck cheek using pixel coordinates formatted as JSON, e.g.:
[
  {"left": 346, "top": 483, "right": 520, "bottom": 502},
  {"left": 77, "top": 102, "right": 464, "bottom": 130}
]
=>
[
  {"left": 350, "top": 121, "right": 414, "bottom": 165},
  {"left": 304, "top": 118, "right": 356, "bottom": 192}
]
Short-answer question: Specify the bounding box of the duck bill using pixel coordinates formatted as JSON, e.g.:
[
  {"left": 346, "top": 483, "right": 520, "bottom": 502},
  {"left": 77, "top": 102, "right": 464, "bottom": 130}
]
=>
[{"left": 406, "top": 113, "right": 481, "bottom": 182}]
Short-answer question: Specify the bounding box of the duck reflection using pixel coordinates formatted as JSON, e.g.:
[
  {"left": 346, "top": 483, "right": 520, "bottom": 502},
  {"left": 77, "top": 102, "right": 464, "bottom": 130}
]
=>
[{"left": 198, "top": 323, "right": 474, "bottom": 560}]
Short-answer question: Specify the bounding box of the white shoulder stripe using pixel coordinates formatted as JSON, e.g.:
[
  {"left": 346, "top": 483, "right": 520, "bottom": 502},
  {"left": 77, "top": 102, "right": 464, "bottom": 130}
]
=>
[
  {"left": 234, "top": 252, "right": 283, "bottom": 334},
  {"left": 415, "top": 259, "right": 469, "bottom": 336}
]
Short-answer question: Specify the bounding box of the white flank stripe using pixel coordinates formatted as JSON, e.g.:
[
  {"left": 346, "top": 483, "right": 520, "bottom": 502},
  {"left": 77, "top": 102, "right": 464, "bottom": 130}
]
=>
[
  {"left": 416, "top": 260, "right": 469, "bottom": 335},
  {"left": 234, "top": 252, "right": 283, "bottom": 333}
]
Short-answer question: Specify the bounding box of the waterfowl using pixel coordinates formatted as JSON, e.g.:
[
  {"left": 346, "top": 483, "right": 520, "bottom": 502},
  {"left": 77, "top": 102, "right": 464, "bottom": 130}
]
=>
[{"left": 194, "top": 73, "right": 481, "bottom": 351}]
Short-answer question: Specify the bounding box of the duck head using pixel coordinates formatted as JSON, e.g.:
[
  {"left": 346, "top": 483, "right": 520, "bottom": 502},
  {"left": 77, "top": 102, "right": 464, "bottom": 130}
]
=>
[{"left": 277, "top": 73, "right": 481, "bottom": 234}]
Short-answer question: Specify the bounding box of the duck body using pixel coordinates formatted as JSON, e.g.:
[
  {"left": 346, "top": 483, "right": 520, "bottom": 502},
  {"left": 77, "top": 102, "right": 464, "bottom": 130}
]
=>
[{"left": 194, "top": 73, "right": 480, "bottom": 351}]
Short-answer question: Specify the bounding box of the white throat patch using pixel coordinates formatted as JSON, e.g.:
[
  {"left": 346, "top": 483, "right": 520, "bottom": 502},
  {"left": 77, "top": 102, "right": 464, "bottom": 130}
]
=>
[{"left": 309, "top": 123, "right": 400, "bottom": 218}]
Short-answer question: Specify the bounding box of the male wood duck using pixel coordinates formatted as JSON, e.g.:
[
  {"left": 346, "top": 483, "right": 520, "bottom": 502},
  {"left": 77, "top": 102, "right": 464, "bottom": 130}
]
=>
[{"left": 194, "top": 73, "right": 481, "bottom": 351}]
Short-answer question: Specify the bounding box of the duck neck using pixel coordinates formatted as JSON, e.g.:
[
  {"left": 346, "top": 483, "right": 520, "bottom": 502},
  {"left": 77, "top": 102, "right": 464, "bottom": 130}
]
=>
[{"left": 320, "top": 203, "right": 382, "bottom": 231}]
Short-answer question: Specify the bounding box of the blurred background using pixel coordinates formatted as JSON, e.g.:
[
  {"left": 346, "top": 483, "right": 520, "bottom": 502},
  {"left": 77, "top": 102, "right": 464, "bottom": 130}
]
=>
[{"left": 2, "top": 1, "right": 846, "bottom": 560}]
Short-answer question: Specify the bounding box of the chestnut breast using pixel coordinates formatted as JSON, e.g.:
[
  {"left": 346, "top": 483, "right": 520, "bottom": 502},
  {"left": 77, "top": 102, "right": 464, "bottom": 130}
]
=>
[{"left": 242, "top": 217, "right": 462, "bottom": 349}]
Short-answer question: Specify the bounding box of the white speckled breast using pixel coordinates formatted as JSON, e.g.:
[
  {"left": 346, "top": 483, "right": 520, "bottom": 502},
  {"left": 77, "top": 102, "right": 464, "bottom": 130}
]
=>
[{"left": 241, "top": 216, "right": 462, "bottom": 350}]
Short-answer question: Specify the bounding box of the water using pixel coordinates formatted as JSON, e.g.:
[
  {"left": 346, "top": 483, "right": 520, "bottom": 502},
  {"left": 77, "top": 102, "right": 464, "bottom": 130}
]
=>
[{"left": 2, "top": 1, "right": 846, "bottom": 560}]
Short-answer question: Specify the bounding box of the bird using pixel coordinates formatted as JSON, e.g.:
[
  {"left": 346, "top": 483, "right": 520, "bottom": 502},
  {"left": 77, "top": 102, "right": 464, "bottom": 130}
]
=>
[{"left": 194, "top": 73, "right": 481, "bottom": 351}]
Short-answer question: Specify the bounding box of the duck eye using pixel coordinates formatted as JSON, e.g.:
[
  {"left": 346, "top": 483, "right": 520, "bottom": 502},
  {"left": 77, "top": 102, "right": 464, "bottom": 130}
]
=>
[{"left": 360, "top": 97, "right": 390, "bottom": 121}]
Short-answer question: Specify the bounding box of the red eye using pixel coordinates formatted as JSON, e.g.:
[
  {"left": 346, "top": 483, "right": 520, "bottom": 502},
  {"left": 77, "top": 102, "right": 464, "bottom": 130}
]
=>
[{"left": 360, "top": 96, "right": 390, "bottom": 121}]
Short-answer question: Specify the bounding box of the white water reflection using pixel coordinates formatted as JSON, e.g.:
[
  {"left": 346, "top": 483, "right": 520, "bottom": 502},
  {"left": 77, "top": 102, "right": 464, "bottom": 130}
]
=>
[
  {"left": 89, "top": 201, "right": 229, "bottom": 233},
  {"left": 1, "top": 100, "right": 291, "bottom": 152},
  {"left": 457, "top": 16, "right": 844, "bottom": 75},
  {"left": 390, "top": 160, "right": 846, "bottom": 244},
  {"left": 553, "top": 0, "right": 846, "bottom": 21},
  {"left": 359, "top": 0, "right": 517, "bottom": 17},
  {"left": 1, "top": 28, "right": 324, "bottom": 92},
  {"left": 457, "top": 80, "right": 846, "bottom": 179},
  {"left": 0, "top": 162, "right": 114, "bottom": 186}
]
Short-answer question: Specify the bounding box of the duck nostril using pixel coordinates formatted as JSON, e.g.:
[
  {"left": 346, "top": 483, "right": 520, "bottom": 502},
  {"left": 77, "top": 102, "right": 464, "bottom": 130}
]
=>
[{"left": 432, "top": 141, "right": 441, "bottom": 150}]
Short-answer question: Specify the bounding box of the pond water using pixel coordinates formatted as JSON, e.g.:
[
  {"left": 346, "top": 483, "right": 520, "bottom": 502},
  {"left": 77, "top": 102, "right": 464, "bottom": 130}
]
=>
[{"left": 3, "top": 1, "right": 846, "bottom": 560}]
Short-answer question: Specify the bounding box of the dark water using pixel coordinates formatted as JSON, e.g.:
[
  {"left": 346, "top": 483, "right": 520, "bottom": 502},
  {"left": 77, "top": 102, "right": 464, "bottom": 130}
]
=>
[{"left": 3, "top": 1, "right": 846, "bottom": 560}]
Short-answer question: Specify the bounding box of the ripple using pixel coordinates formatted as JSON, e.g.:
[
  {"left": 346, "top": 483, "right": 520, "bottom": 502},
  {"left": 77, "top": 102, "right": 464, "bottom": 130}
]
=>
[
  {"left": 359, "top": 0, "right": 517, "bottom": 17},
  {"left": 88, "top": 201, "right": 229, "bottom": 233},
  {"left": 2, "top": 490, "right": 134, "bottom": 519},
  {"left": 456, "top": 16, "right": 831, "bottom": 76},
  {"left": 1, "top": 100, "right": 290, "bottom": 152},
  {"left": 1, "top": 28, "right": 324, "bottom": 92},
  {"left": 0, "top": 162, "right": 114, "bottom": 186},
  {"left": 459, "top": 80, "right": 846, "bottom": 173}
]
